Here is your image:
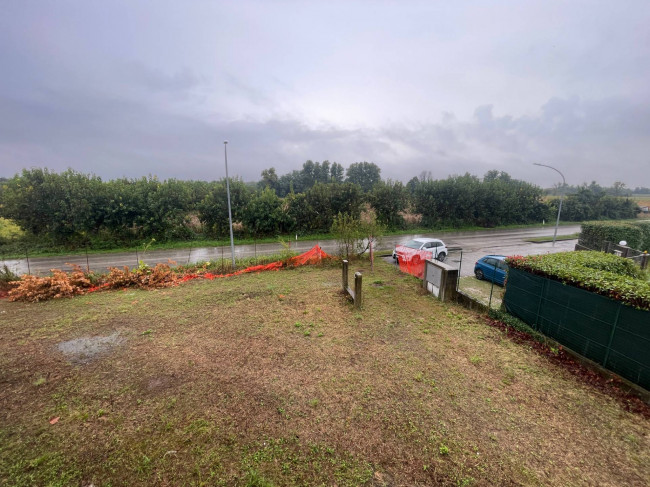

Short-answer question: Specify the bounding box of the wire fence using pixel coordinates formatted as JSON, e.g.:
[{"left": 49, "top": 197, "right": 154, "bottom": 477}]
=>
[
  {"left": 0, "top": 238, "right": 338, "bottom": 277},
  {"left": 455, "top": 256, "right": 504, "bottom": 310}
]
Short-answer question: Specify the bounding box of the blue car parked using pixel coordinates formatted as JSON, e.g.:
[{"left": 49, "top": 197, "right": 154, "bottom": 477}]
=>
[{"left": 474, "top": 255, "right": 508, "bottom": 286}]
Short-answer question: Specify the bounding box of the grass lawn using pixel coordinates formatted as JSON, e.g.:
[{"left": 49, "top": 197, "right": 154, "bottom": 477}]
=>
[
  {"left": 458, "top": 276, "right": 505, "bottom": 309},
  {"left": 1, "top": 260, "right": 648, "bottom": 486}
]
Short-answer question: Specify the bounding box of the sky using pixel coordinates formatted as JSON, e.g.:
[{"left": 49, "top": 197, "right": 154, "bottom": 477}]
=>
[{"left": 1, "top": 0, "right": 649, "bottom": 189}]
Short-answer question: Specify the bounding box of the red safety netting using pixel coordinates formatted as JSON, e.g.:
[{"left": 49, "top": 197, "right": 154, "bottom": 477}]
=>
[
  {"left": 397, "top": 246, "right": 434, "bottom": 279},
  {"left": 180, "top": 245, "right": 331, "bottom": 282}
]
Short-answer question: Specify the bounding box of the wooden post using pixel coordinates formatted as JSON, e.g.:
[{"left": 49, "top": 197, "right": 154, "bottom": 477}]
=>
[
  {"left": 354, "top": 272, "right": 362, "bottom": 309},
  {"left": 342, "top": 260, "right": 349, "bottom": 291}
]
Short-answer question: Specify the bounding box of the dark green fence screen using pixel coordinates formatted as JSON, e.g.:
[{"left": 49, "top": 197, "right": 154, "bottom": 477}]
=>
[{"left": 504, "top": 268, "right": 650, "bottom": 391}]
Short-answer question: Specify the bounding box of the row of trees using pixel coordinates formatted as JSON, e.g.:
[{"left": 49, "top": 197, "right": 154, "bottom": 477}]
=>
[
  {"left": 258, "top": 160, "right": 380, "bottom": 195},
  {"left": 545, "top": 181, "right": 650, "bottom": 197},
  {"left": 0, "top": 165, "right": 640, "bottom": 248}
]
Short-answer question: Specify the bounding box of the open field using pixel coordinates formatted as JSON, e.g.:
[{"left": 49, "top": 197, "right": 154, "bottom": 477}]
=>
[{"left": 1, "top": 260, "right": 649, "bottom": 486}]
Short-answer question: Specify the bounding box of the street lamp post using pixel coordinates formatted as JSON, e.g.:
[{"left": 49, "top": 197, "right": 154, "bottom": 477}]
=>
[
  {"left": 533, "top": 163, "right": 566, "bottom": 246},
  {"left": 224, "top": 141, "right": 236, "bottom": 267}
]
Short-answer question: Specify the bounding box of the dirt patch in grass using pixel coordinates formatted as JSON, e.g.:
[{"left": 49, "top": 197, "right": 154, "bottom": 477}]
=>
[
  {"left": 57, "top": 332, "right": 124, "bottom": 364},
  {"left": 1, "top": 262, "right": 649, "bottom": 486}
]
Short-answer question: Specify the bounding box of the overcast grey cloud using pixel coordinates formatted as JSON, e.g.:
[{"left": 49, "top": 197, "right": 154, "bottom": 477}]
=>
[{"left": 1, "top": 0, "right": 649, "bottom": 188}]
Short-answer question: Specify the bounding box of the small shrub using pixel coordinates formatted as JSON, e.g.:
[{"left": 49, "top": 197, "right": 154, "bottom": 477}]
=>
[
  {"left": 0, "top": 264, "right": 20, "bottom": 290},
  {"left": 580, "top": 221, "right": 650, "bottom": 251}
]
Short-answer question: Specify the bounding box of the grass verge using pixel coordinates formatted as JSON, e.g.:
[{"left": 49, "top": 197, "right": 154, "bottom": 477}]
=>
[{"left": 525, "top": 233, "right": 580, "bottom": 243}]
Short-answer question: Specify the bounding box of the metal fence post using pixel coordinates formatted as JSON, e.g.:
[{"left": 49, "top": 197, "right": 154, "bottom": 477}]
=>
[
  {"left": 533, "top": 278, "right": 547, "bottom": 331},
  {"left": 603, "top": 303, "right": 622, "bottom": 368},
  {"left": 488, "top": 261, "right": 497, "bottom": 309}
]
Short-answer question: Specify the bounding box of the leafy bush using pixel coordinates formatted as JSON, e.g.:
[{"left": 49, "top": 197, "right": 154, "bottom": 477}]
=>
[
  {"left": 0, "top": 264, "right": 20, "bottom": 291},
  {"left": 506, "top": 251, "right": 650, "bottom": 310},
  {"left": 580, "top": 221, "right": 650, "bottom": 251},
  {"left": 0, "top": 217, "right": 24, "bottom": 244}
]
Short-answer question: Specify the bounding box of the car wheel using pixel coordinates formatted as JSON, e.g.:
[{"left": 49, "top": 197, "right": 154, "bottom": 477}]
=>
[
  {"left": 475, "top": 269, "right": 484, "bottom": 280},
  {"left": 436, "top": 252, "right": 446, "bottom": 262}
]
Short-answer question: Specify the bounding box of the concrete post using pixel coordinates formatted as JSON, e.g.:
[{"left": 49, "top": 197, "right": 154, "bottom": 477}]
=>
[
  {"left": 354, "top": 272, "right": 362, "bottom": 309},
  {"left": 342, "top": 260, "right": 349, "bottom": 291}
]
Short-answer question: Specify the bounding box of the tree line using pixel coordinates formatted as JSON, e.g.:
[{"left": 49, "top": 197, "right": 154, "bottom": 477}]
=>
[
  {"left": 0, "top": 164, "right": 640, "bottom": 249},
  {"left": 544, "top": 181, "right": 650, "bottom": 197}
]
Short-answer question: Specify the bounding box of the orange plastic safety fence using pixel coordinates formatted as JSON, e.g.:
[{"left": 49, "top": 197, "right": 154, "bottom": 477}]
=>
[
  {"left": 397, "top": 247, "right": 434, "bottom": 279},
  {"left": 179, "top": 245, "right": 330, "bottom": 283}
]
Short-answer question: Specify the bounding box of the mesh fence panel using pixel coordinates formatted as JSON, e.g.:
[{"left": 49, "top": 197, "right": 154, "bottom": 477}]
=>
[{"left": 504, "top": 267, "right": 650, "bottom": 390}]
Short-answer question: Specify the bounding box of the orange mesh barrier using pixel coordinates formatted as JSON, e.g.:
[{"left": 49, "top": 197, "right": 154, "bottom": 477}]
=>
[
  {"left": 397, "top": 247, "right": 433, "bottom": 279},
  {"left": 180, "top": 245, "right": 330, "bottom": 282}
]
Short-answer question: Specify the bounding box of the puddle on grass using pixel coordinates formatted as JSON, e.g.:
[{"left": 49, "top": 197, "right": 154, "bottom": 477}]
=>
[{"left": 57, "top": 332, "right": 124, "bottom": 364}]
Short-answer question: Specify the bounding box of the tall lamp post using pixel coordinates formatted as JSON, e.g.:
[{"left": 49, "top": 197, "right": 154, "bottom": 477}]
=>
[
  {"left": 533, "top": 163, "right": 566, "bottom": 246},
  {"left": 224, "top": 141, "right": 236, "bottom": 267}
]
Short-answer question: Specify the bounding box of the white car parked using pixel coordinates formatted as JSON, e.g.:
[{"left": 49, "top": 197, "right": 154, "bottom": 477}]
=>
[{"left": 392, "top": 238, "right": 448, "bottom": 262}]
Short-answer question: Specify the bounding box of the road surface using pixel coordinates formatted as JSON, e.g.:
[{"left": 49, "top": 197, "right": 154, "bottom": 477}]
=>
[{"left": 2, "top": 225, "right": 580, "bottom": 277}]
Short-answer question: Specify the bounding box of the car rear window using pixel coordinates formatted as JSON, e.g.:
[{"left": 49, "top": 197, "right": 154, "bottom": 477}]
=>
[{"left": 403, "top": 240, "right": 422, "bottom": 249}]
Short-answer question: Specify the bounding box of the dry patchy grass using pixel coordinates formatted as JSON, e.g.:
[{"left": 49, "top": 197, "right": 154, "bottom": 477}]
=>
[{"left": 0, "top": 261, "right": 648, "bottom": 486}]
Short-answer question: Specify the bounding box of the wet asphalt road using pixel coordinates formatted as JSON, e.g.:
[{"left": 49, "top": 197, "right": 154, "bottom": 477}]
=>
[{"left": 2, "top": 224, "right": 580, "bottom": 277}]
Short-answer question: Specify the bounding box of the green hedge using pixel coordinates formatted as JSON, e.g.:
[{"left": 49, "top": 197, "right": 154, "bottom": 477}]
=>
[
  {"left": 579, "top": 221, "right": 650, "bottom": 251},
  {"left": 506, "top": 251, "right": 650, "bottom": 310}
]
